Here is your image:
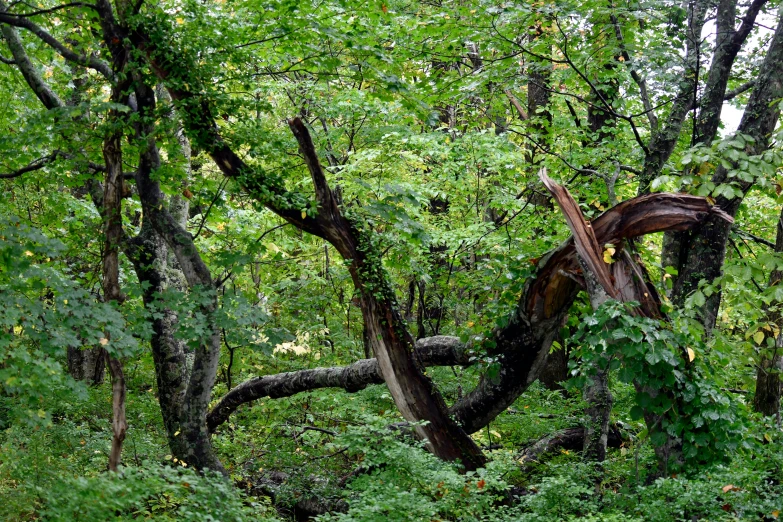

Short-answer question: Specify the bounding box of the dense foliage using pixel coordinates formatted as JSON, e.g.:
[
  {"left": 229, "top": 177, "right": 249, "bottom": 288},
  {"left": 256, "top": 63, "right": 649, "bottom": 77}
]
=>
[{"left": 1, "top": 0, "right": 782, "bottom": 519}]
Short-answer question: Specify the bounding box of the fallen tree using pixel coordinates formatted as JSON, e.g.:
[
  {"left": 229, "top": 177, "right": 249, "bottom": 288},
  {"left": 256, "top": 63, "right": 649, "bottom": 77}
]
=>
[{"left": 209, "top": 188, "right": 732, "bottom": 439}]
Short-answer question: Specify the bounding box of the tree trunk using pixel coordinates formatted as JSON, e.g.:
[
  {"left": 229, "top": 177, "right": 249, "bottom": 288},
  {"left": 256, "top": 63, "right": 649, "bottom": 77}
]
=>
[
  {"left": 66, "top": 347, "right": 106, "bottom": 385},
  {"left": 753, "top": 206, "right": 783, "bottom": 418},
  {"left": 538, "top": 344, "right": 569, "bottom": 392},
  {"left": 101, "top": 95, "right": 128, "bottom": 472},
  {"left": 754, "top": 354, "right": 782, "bottom": 418},
  {"left": 668, "top": 13, "right": 783, "bottom": 330},
  {"left": 132, "top": 81, "right": 226, "bottom": 473}
]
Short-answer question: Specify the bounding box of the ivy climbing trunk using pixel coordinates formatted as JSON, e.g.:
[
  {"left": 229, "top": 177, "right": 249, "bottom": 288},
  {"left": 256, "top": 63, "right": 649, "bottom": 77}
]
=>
[{"left": 288, "top": 118, "right": 486, "bottom": 471}]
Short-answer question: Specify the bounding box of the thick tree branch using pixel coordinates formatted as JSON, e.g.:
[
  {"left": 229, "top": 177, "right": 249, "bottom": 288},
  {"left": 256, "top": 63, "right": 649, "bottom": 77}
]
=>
[
  {"left": 0, "top": 0, "right": 113, "bottom": 79},
  {"left": 207, "top": 336, "right": 471, "bottom": 432},
  {"left": 208, "top": 190, "right": 734, "bottom": 435},
  {"left": 0, "top": 18, "right": 63, "bottom": 107}
]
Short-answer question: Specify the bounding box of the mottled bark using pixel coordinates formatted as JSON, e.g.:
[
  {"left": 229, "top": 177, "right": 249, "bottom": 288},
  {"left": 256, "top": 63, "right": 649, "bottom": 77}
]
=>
[
  {"left": 207, "top": 336, "right": 472, "bottom": 431},
  {"left": 542, "top": 170, "right": 617, "bottom": 461},
  {"left": 133, "top": 81, "right": 225, "bottom": 473},
  {"left": 695, "top": 0, "right": 768, "bottom": 145},
  {"left": 541, "top": 171, "right": 732, "bottom": 467},
  {"left": 1, "top": 7, "right": 222, "bottom": 472},
  {"left": 66, "top": 347, "right": 106, "bottom": 385}
]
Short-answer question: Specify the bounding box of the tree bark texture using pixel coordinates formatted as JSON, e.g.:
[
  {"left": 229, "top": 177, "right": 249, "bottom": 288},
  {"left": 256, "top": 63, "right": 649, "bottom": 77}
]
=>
[
  {"left": 1, "top": 7, "right": 226, "bottom": 472},
  {"left": 753, "top": 206, "right": 783, "bottom": 418},
  {"left": 287, "top": 118, "right": 486, "bottom": 471},
  {"left": 101, "top": 100, "right": 127, "bottom": 472},
  {"left": 132, "top": 80, "right": 226, "bottom": 473},
  {"left": 541, "top": 170, "right": 619, "bottom": 461},
  {"left": 637, "top": 0, "right": 708, "bottom": 193},
  {"left": 66, "top": 346, "right": 106, "bottom": 385},
  {"left": 540, "top": 170, "right": 733, "bottom": 465},
  {"left": 208, "top": 336, "right": 472, "bottom": 431},
  {"left": 209, "top": 186, "right": 731, "bottom": 443}
]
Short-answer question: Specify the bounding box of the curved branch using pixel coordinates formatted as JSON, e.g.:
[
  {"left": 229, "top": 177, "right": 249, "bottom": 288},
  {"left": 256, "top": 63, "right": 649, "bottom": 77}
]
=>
[
  {"left": 0, "top": 18, "right": 63, "bottom": 107},
  {"left": 208, "top": 191, "right": 732, "bottom": 434},
  {"left": 0, "top": 151, "right": 62, "bottom": 179},
  {"left": 1, "top": 2, "right": 95, "bottom": 17},
  {"left": 207, "top": 336, "right": 471, "bottom": 432},
  {"left": 0, "top": 0, "right": 113, "bottom": 79}
]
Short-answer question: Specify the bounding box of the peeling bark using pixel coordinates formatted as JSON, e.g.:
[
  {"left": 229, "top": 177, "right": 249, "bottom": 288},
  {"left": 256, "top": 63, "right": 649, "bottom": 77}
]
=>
[
  {"left": 101, "top": 91, "right": 128, "bottom": 472},
  {"left": 541, "top": 171, "right": 732, "bottom": 465}
]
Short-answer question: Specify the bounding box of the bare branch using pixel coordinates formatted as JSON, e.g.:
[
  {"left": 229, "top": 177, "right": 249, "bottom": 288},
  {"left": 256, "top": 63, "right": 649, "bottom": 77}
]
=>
[
  {"left": 1, "top": 2, "right": 95, "bottom": 17},
  {"left": 207, "top": 336, "right": 471, "bottom": 432},
  {"left": 0, "top": 151, "right": 61, "bottom": 179},
  {"left": 504, "top": 89, "right": 528, "bottom": 120}
]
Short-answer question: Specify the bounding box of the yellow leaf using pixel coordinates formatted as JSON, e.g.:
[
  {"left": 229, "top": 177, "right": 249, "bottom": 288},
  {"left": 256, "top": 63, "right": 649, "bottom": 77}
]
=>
[
  {"left": 771, "top": 510, "right": 779, "bottom": 519},
  {"left": 176, "top": 17, "right": 184, "bottom": 24},
  {"left": 99, "top": 338, "right": 109, "bottom": 346},
  {"left": 63, "top": 299, "right": 68, "bottom": 305},
  {"left": 24, "top": 250, "right": 34, "bottom": 257},
  {"left": 687, "top": 347, "right": 695, "bottom": 362},
  {"left": 301, "top": 210, "right": 307, "bottom": 220},
  {"left": 764, "top": 433, "right": 772, "bottom": 443},
  {"left": 490, "top": 430, "right": 502, "bottom": 439},
  {"left": 603, "top": 247, "right": 616, "bottom": 264},
  {"left": 174, "top": 430, "right": 180, "bottom": 436},
  {"left": 753, "top": 331, "right": 765, "bottom": 345},
  {"left": 164, "top": 455, "right": 172, "bottom": 460}
]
